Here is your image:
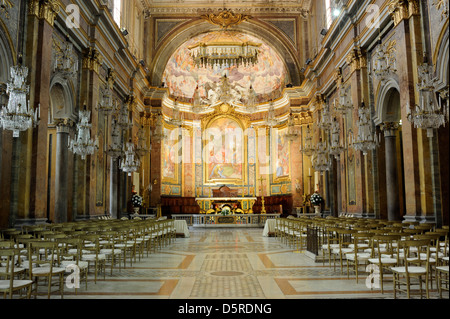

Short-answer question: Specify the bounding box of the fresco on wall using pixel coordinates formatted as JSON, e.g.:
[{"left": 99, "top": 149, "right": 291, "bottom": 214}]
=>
[
  {"left": 162, "top": 31, "right": 287, "bottom": 104},
  {"left": 162, "top": 127, "right": 180, "bottom": 183},
  {"left": 274, "top": 127, "right": 290, "bottom": 179},
  {"left": 205, "top": 117, "right": 244, "bottom": 182}
]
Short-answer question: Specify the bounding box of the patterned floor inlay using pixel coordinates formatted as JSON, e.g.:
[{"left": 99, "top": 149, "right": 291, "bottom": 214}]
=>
[{"left": 61, "top": 228, "right": 448, "bottom": 300}]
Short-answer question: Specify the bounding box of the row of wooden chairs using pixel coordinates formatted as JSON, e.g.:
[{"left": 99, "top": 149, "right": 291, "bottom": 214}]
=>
[
  {"left": 275, "top": 216, "right": 449, "bottom": 299},
  {"left": 0, "top": 218, "right": 176, "bottom": 299}
]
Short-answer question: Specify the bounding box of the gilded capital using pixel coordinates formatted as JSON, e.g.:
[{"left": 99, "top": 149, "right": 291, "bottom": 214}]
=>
[
  {"left": 82, "top": 48, "right": 103, "bottom": 74},
  {"left": 28, "top": 0, "right": 61, "bottom": 26},
  {"left": 54, "top": 118, "right": 75, "bottom": 133},
  {"left": 381, "top": 122, "right": 399, "bottom": 137},
  {"left": 388, "top": 0, "right": 420, "bottom": 26}
]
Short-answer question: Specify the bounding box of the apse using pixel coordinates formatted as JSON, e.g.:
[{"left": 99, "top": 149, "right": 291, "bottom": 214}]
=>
[{"left": 162, "top": 31, "right": 288, "bottom": 105}]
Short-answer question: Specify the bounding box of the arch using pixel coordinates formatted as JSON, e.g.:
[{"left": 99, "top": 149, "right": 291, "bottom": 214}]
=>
[
  {"left": 374, "top": 79, "right": 401, "bottom": 125},
  {"left": 149, "top": 19, "right": 302, "bottom": 88},
  {"left": 435, "top": 24, "right": 449, "bottom": 88},
  {"left": 0, "top": 23, "right": 14, "bottom": 84},
  {"left": 49, "top": 75, "right": 77, "bottom": 123}
]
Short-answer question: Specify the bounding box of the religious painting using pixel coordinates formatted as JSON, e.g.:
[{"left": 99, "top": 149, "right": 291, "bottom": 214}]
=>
[
  {"left": 204, "top": 117, "right": 244, "bottom": 183},
  {"left": 162, "top": 126, "right": 180, "bottom": 184},
  {"left": 273, "top": 127, "right": 290, "bottom": 181}
]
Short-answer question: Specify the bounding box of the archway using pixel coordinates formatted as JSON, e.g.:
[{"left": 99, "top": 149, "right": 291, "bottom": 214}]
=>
[
  {"left": 435, "top": 26, "right": 449, "bottom": 226},
  {"left": 375, "top": 84, "right": 405, "bottom": 221},
  {"left": 48, "top": 80, "right": 76, "bottom": 223},
  {"left": 150, "top": 19, "right": 301, "bottom": 88}
]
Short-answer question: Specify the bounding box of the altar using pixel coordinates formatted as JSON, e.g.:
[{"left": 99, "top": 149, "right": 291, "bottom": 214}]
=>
[
  {"left": 196, "top": 185, "right": 257, "bottom": 214},
  {"left": 190, "top": 213, "right": 280, "bottom": 228},
  {"left": 195, "top": 197, "right": 258, "bottom": 214}
]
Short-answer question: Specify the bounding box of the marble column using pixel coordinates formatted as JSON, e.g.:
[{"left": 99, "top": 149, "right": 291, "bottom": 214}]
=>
[
  {"left": 382, "top": 123, "right": 401, "bottom": 221},
  {"left": 109, "top": 158, "right": 119, "bottom": 219},
  {"left": 26, "top": 0, "right": 58, "bottom": 221},
  {"left": 54, "top": 120, "right": 72, "bottom": 223},
  {"left": 8, "top": 137, "right": 20, "bottom": 227},
  {"left": 336, "top": 157, "right": 342, "bottom": 215}
]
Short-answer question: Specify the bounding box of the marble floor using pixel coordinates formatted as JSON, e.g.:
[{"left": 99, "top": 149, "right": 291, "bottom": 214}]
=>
[{"left": 62, "top": 227, "right": 448, "bottom": 300}]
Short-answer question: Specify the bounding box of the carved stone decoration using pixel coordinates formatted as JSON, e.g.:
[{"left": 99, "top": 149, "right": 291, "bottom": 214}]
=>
[
  {"left": 200, "top": 9, "right": 252, "bottom": 29},
  {"left": 0, "top": 0, "right": 13, "bottom": 19},
  {"left": 433, "top": 0, "right": 449, "bottom": 20},
  {"left": 388, "top": 0, "right": 420, "bottom": 26},
  {"left": 28, "top": 0, "right": 61, "bottom": 26},
  {"left": 346, "top": 48, "right": 366, "bottom": 73},
  {"left": 82, "top": 48, "right": 103, "bottom": 74},
  {"left": 200, "top": 103, "right": 251, "bottom": 131}
]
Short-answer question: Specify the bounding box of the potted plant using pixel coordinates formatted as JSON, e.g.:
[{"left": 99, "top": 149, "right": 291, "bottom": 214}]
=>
[
  {"left": 131, "top": 192, "right": 143, "bottom": 215},
  {"left": 310, "top": 192, "right": 324, "bottom": 216}
]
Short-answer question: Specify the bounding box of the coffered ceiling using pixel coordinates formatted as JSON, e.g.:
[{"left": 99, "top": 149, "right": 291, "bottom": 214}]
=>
[{"left": 140, "top": 0, "right": 312, "bottom": 16}]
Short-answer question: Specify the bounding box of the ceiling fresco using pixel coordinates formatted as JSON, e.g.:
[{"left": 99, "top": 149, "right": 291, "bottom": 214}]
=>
[{"left": 162, "top": 31, "right": 288, "bottom": 105}]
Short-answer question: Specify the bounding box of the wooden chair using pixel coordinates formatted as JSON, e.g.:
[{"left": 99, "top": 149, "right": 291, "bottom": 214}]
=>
[
  {"left": 391, "top": 239, "right": 431, "bottom": 299},
  {"left": 345, "top": 232, "right": 374, "bottom": 283},
  {"left": 80, "top": 234, "right": 106, "bottom": 284},
  {"left": 436, "top": 264, "right": 449, "bottom": 299},
  {"left": 27, "top": 241, "right": 66, "bottom": 299},
  {"left": 98, "top": 231, "right": 124, "bottom": 275},
  {"left": 332, "top": 229, "right": 355, "bottom": 274},
  {"left": 57, "top": 238, "right": 89, "bottom": 292},
  {"left": 0, "top": 248, "right": 33, "bottom": 299},
  {"left": 322, "top": 226, "right": 340, "bottom": 268},
  {"left": 368, "top": 234, "right": 402, "bottom": 293}
]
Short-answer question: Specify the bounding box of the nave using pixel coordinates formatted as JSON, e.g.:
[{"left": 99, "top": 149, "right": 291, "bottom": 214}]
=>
[{"left": 4, "top": 220, "right": 444, "bottom": 300}]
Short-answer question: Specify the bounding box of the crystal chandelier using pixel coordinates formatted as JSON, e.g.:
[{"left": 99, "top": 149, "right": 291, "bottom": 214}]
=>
[
  {"left": 285, "top": 113, "right": 299, "bottom": 141},
  {"left": 246, "top": 85, "right": 257, "bottom": 114},
  {"left": 108, "top": 119, "right": 123, "bottom": 159},
  {"left": 120, "top": 140, "right": 140, "bottom": 176},
  {"left": 265, "top": 101, "right": 278, "bottom": 127},
  {"left": 406, "top": 62, "right": 448, "bottom": 138},
  {"left": 351, "top": 101, "right": 379, "bottom": 155},
  {"left": 329, "top": 117, "right": 346, "bottom": 159},
  {"left": 300, "top": 125, "right": 315, "bottom": 156},
  {"left": 189, "top": 31, "right": 261, "bottom": 69},
  {"left": 192, "top": 85, "right": 205, "bottom": 113},
  {"left": 318, "top": 104, "right": 332, "bottom": 131},
  {"left": 69, "top": 105, "right": 99, "bottom": 160},
  {"left": 153, "top": 113, "right": 166, "bottom": 142},
  {"left": 0, "top": 60, "right": 40, "bottom": 138},
  {"left": 169, "top": 99, "right": 183, "bottom": 126},
  {"left": 135, "top": 125, "right": 149, "bottom": 157},
  {"left": 334, "top": 88, "right": 353, "bottom": 115},
  {"left": 312, "top": 138, "right": 332, "bottom": 172},
  {"left": 116, "top": 102, "right": 132, "bottom": 130},
  {"left": 97, "top": 83, "right": 118, "bottom": 115}
]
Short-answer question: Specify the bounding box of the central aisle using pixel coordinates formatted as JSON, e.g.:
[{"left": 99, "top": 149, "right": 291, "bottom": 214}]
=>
[{"left": 65, "top": 227, "right": 402, "bottom": 299}]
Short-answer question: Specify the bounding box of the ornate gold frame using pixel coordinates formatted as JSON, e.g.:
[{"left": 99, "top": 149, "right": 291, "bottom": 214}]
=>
[
  {"left": 271, "top": 123, "right": 292, "bottom": 184},
  {"left": 161, "top": 121, "right": 182, "bottom": 185},
  {"left": 201, "top": 103, "right": 250, "bottom": 186}
]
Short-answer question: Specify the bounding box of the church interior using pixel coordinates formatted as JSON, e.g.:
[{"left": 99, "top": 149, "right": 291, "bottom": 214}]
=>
[{"left": 0, "top": 0, "right": 449, "bottom": 301}]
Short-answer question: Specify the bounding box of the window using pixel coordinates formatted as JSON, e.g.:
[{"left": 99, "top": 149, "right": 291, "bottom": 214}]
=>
[
  {"left": 325, "top": 0, "right": 333, "bottom": 28},
  {"left": 113, "top": 0, "right": 121, "bottom": 27}
]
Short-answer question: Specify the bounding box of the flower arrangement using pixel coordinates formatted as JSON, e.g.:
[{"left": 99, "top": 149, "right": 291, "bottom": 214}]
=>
[
  {"left": 131, "top": 193, "right": 143, "bottom": 207},
  {"left": 221, "top": 206, "right": 231, "bottom": 216},
  {"left": 310, "top": 193, "right": 323, "bottom": 206}
]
